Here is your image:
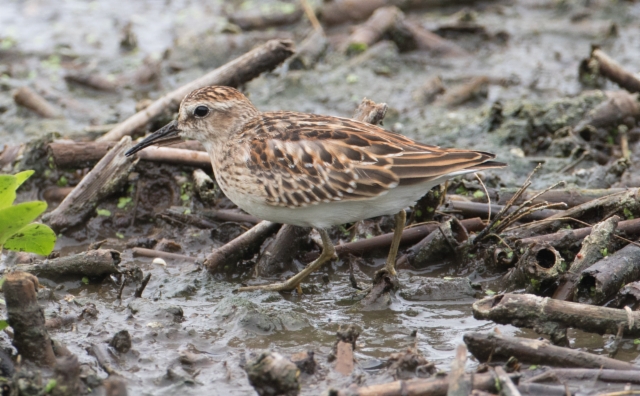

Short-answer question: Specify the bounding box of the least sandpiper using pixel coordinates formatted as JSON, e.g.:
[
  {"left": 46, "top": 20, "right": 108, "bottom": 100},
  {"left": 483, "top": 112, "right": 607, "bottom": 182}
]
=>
[{"left": 126, "top": 86, "right": 505, "bottom": 292}]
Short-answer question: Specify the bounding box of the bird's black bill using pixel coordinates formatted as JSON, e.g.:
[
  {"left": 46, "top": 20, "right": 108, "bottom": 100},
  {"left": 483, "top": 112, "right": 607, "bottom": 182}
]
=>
[{"left": 125, "top": 120, "right": 180, "bottom": 157}]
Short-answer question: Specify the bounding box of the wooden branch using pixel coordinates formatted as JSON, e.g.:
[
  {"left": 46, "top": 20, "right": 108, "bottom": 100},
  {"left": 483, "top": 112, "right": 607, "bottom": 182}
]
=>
[
  {"left": 48, "top": 140, "right": 205, "bottom": 169},
  {"left": 43, "top": 136, "right": 138, "bottom": 232},
  {"left": 473, "top": 293, "right": 640, "bottom": 338},
  {"left": 204, "top": 221, "right": 281, "bottom": 273},
  {"left": 437, "top": 76, "right": 488, "bottom": 107},
  {"left": 254, "top": 225, "right": 311, "bottom": 277},
  {"left": 343, "top": 6, "right": 403, "bottom": 54},
  {"left": 3, "top": 272, "right": 56, "bottom": 366},
  {"left": 12, "top": 249, "right": 121, "bottom": 279},
  {"left": 485, "top": 187, "right": 629, "bottom": 208},
  {"left": 494, "top": 366, "right": 521, "bottom": 396},
  {"left": 582, "top": 47, "right": 640, "bottom": 93},
  {"left": 515, "top": 188, "right": 640, "bottom": 236},
  {"left": 552, "top": 215, "right": 619, "bottom": 301},
  {"left": 13, "top": 86, "right": 59, "bottom": 118},
  {"left": 200, "top": 209, "right": 260, "bottom": 224},
  {"left": 228, "top": 7, "right": 303, "bottom": 30},
  {"left": 505, "top": 243, "right": 564, "bottom": 292},
  {"left": 352, "top": 98, "right": 388, "bottom": 126},
  {"left": 133, "top": 146, "right": 210, "bottom": 169},
  {"left": 576, "top": 241, "right": 640, "bottom": 304},
  {"left": 98, "top": 39, "right": 295, "bottom": 142},
  {"left": 307, "top": 217, "right": 485, "bottom": 260},
  {"left": 517, "top": 217, "right": 640, "bottom": 248},
  {"left": 132, "top": 247, "right": 198, "bottom": 263},
  {"left": 448, "top": 200, "right": 564, "bottom": 222},
  {"left": 287, "top": 30, "right": 328, "bottom": 70},
  {"left": 396, "top": 217, "right": 468, "bottom": 269},
  {"left": 331, "top": 371, "right": 515, "bottom": 396},
  {"left": 464, "top": 332, "right": 638, "bottom": 370},
  {"left": 447, "top": 345, "right": 471, "bottom": 396},
  {"left": 524, "top": 368, "right": 640, "bottom": 384}
]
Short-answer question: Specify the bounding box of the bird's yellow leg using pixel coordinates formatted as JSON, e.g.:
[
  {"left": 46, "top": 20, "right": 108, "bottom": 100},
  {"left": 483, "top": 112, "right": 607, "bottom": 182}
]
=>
[
  {"left": 237, "top": 229, "right": 336, "bottom": 292},
  {"left": 384, "top": 210, "right": 406, "bottom": 277}
]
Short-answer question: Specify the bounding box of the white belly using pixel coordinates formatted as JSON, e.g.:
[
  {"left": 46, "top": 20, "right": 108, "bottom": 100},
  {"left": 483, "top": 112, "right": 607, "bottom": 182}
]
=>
[{"left": 224, "top": 181, "right": 441, "bottom": 229}]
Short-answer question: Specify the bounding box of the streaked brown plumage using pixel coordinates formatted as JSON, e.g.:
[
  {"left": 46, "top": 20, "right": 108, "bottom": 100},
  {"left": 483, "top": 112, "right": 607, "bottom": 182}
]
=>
[{"left": 126, "top": 86, "right": 505, "bottom": 292}]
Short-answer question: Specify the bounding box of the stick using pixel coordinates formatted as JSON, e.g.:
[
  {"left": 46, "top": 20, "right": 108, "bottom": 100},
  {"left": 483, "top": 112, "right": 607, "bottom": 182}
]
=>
[
  {"left": 514, "top": 188, "right": 640, "bottom": 236},
  {"left": 132, "top": 247, "right": 198, "bottom": 263},
  {"left": 43, "top": 136, "right": 138, "bottom": 232},
  {"left": 3, "top": 272, "right": 56, "bottom": 366},
  {"left": 204, "top": 221, "right": 281, "bottom": 273},
  {"left": 306, "top": 217, "right": 485, "bottom": 261},
  {"left": 98, "top": 39, "right": 295, "bottom": 142},
  {"left": 331, "top": 371, "right": 516, "bottom": 396},
  {"left": 11, "top": 249, "right": 121, "bottom": 279},
  {"left": 254, "top": 225, "right": 311, "bottom": 277},
  {"left": 332, "top": 325, "right": 359, "bottom": 376},
  {"left": 464, "top": 331, "right": 638, "bottom": 370},
  {"left": 448, "top": 200, "right": 564, "bottom": 222},
  {"left": 300, "top": 0, "right": 323, "bottom": 34},
  {"left": 48, "top": 140, "right": 205, "bottom": 169},
  {"left": 582, "top": 47, "right": 640, "bottom": 93},
  {"left": 447, "top": 345, "right": 471, "bottom": 396},
  {"left": 134, "top": 273, "right": 151, "bottom": 298},
  {"left": 352, "top": 98, "right": 388, "bottom": 126},
  {"left": 494, "top": 366, "right": 522, "bottom": 396},
  {"left": 524, "top": 369, "right": 640, "bottom": 384},
  {"left": 228, "top": 7, "right": 303, "bottom": 31},
  {"left": 13, "top": 86, "right": 59, "bottom": 118},
  {"left": 552, "top": 215, "right": 619, "bottom": 301},
  {"left": 200, "top": 209, "right": 260, "bottom": 224},
  {"left": 343, "top": 6, "right": 403, "bottom": 54},
  {"left": 576, "top": 241, "right": 640, "bottom": 304},
  {"left": 473, "top": 293, "right": 640, "bottom": 338},
  {"left": 505, "top": 243, "right": 564, "bottom": 292},
  {"left": 396, "top": 218, "right": 468, "bottom": 269},
  {"left": 517, "top": 217, "right": 640, "bottom": 247},
  {"left": 484, "top": 187, "right": 629, "bottom": 208}
]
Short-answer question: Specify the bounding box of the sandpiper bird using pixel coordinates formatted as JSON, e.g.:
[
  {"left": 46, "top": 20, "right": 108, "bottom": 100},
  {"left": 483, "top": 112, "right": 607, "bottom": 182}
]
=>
[{"left": 126, "top": 86, "right": 505, "bottom": 292}]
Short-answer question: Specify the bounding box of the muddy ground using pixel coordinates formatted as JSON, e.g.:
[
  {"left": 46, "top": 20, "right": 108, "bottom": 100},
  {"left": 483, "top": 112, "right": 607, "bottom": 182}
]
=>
[{"left": 1, "top": 0, "right": 640, "bottom": 394}]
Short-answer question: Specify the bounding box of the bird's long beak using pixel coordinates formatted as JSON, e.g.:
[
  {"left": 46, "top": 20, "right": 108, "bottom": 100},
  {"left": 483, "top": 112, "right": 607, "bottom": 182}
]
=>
[{"left": 125, "top": 120, "right": 181, "bottom": 157}]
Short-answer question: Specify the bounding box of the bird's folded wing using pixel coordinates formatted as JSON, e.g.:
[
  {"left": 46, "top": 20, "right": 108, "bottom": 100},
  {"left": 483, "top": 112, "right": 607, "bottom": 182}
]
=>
[{"left": 244, "top": 115, "right": 497, "bottom": 208}]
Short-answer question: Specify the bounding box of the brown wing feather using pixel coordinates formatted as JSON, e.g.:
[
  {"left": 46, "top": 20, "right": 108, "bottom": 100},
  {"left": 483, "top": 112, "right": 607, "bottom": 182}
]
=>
[{"left": 243, "top": 112, "right": 502, "bottom": 208}]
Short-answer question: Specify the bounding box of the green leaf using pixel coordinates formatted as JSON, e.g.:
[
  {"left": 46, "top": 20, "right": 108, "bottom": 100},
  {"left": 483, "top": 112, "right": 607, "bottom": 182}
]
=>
[
  {"left": 0, "top": 320, "right": 8, "bottom": 331},
  {"left": 0, "top": 171, "right": 35, "bottom": 210},
  {"left": 82, "top": 277, "right": 89, "bottom": 284},
  {"left": 529, "top": 365, "right": 538, "bottom": 370},
  {"left": 485, "top": 289, "right": 496, "bottom": 296},
  {"left": 117, "top": 197, "right": 132, "bottom": 209},
  {"left": 14, "top": 170, "right": 34, "bottom": 187},
  {"left": 4, "top": 223, "right": 56, "bottom": 255},
  {"left": 0, "top": 176, "right": 17, "bottom": 210},
  {"left": 96, "top": 209, "right": 111, "bottom": 217},
  {"left": 0, "top": 201, "right": 48, "bottom": 245},
  {"left": 473, "top": 190, "right": 485, "bottom": 199},
  {"left": 44, "top": 379, "right": 57, "bottom": 393},
  {"left": 634, "top": 338, "right": 640, "bottom": 345},
  {"left": 115, "top": 232, "right": 124, "bottom": 239}
]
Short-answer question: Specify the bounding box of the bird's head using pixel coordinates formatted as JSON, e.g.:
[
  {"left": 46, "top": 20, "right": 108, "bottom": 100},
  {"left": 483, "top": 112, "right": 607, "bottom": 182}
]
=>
[{"left": 125, "top": 86, "right": 259, "bottom": 156}]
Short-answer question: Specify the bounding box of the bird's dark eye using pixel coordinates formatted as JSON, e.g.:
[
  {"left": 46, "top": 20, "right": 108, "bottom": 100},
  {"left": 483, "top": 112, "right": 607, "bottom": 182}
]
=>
[{"left": 194, "top": 106, "right": 210, "bottom": 118}]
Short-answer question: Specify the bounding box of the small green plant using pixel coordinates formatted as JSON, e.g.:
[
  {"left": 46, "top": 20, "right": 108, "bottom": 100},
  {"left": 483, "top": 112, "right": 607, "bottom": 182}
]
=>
[{"left": 0, "top": 171, "right": 56, "bottom": 255}]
